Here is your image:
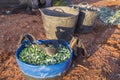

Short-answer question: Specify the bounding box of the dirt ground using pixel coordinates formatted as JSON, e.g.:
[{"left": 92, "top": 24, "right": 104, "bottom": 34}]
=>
[{"left": 0, "top": 0, "right": 120, "bottom": 80}]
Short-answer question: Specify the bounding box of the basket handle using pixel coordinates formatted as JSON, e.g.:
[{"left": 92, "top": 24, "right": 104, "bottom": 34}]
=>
[
  {"left": 18, "top": 34, "right": 35, "bottom": 46},
  {"left": 53, "top": 8, "right": 65, "bottom": 13},
  {"left": 78, "top": 2, "right": 89, "bottom": 6}
]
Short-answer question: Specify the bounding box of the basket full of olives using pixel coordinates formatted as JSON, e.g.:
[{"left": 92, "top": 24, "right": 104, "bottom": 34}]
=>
[{"left": 16, "top": 34, "right": 73, "bottom": 79}]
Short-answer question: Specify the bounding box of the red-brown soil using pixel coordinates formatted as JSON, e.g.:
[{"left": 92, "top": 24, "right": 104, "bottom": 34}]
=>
[{"left": 0, "top": 0, "right": 120, "bottom": 80}]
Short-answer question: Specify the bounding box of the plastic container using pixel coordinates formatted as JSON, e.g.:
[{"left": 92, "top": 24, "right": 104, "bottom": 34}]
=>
[
  {"left": 16, "top": 39, "right": 73, "bottom": 80},
  {"left": 40, "top": 6, "right": 79, "bottom": 41}
]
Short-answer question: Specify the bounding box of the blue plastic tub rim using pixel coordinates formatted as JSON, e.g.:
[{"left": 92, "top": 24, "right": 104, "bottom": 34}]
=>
[{"left": 16, "top": 39, "right": 73, "bottom": 79}]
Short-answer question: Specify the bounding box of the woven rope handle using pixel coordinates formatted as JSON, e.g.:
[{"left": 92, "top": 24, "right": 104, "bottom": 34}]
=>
[
  {"left": 53, "top": 8, "right": 65, "bottom": 13},
  {"left": 78, "top": 2, "right": 89, "bottom": 6},
  {"left": 18, "top": 34, "right": 35, "bottom": 46}
]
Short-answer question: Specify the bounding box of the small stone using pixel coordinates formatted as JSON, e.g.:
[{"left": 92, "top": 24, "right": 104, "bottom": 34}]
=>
[
  {"left": 6, "top": 37, "right": 10, "bottom": 41},
  {"left": 72, "top": 64, "right": 75, "bottom": 67},
  {"left": 26, "top": 26, "right": 30, "bottom": 28}
]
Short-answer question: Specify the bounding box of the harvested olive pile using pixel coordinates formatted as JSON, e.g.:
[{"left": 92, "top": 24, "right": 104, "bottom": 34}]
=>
[
  {"left": 19, "top": 44, "right": 71, "bottom": 65},
  {"left": 52, "top": 0, "right": 68, "bottom": 6},
  {"left": 98, "top": 7, "right": 120, "bottom": 25}
]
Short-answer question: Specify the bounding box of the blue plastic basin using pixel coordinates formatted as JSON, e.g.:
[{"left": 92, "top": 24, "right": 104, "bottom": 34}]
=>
[{"left": 16, "top": 40, "right": 73, "bottom": 79}]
